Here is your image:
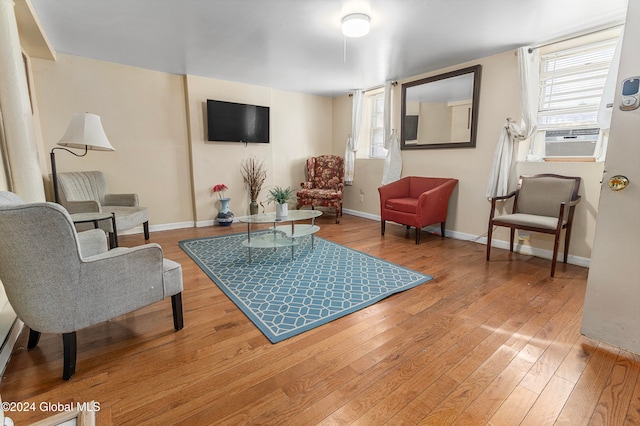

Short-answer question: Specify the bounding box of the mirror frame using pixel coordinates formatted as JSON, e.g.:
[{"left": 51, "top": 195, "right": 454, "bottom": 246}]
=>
[{"left": 401, "top": 64, "right": 482, "bottom": 150}]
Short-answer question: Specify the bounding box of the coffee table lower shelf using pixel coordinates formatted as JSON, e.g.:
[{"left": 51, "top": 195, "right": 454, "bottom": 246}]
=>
[{"left": 241, "top": 224, "right": 320, "bottom": 262}]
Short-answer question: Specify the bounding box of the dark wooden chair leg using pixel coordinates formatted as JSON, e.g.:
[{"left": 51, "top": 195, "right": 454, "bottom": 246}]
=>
[
  {"left": 143, "top": 221, "right": 150, "bottom": 240},
  {"left": 108, "top": 232, "right": 117, "bottom": 249},
  {"left": 62, "top": 332, "right": 77, "bottom": 380},
  {"left": 172, "top": 293, "right": 184, "bottom": 331},
  {"left": 509, "top": 228, "right": 515, "bottom": 252},
  {"left": 486, "top": 223, "right": 494, "bottom": 261},
  {"left": 381, "top": 220, "right": 386, "bottom": 235},
  {"left": 550, "top": 228, "right": 563, "bottom": 277},
  {"left": 563, "top": 226, "right": 573, "bottom": 263},
  {"left": 27, "top": 329, "right": 41, "bottom": 349},
  {"left": 440, "top": 222, "right": 446, "bottom": 238}
]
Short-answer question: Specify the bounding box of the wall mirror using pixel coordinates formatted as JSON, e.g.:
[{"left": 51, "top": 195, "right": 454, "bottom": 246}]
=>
[{"left": 401, "top": 65, "right": 482, "bottom": 150}]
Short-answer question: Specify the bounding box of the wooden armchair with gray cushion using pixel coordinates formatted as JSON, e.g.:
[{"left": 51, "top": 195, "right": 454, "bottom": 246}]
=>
[
  {"left": 0, "top": 191, "right": 183, "bottom": 380},
  {"left": 486, "top": 174, "right": 582, "bottom": 277},
  {"left": 56, "top": 170, "right": 149, "bottom": 241}
]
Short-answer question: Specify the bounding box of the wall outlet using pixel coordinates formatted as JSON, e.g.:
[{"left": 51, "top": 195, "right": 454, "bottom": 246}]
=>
[{"left": 359, "top": 194, "right": 364, "bottom": 203}]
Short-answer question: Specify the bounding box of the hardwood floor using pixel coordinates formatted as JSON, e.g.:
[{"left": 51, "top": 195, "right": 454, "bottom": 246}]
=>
[{"left": 1, "top": 214, "right": 638, "bottom": 425}]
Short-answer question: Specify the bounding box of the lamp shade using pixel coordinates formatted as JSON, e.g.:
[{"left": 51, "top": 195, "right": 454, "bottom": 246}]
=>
[
  {"left": 57, "top": 112, "right": 115, "bottom": 151},
  {"left": 342, "top": 13, "right": 370, "bottom": 38}
]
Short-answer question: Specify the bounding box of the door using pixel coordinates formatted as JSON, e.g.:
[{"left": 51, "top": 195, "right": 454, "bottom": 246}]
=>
[{"left": 581, "top": 2, "right": 640, "bottom": 354}]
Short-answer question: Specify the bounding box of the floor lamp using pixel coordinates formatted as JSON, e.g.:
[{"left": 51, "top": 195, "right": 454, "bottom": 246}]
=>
[{"left": 50, "top": 113, "right": 115, "bottom": 203}]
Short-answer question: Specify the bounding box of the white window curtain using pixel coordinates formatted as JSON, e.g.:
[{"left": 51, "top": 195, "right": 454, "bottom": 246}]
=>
[
  {"left": 486, "top": 46, "right": 539, "bottom": 199},
  {"left": 381, "top": 81, "right": 402, "bottom": 185},
  {"left": 345, "top": 89, "right": 364, "bottom": 186}
]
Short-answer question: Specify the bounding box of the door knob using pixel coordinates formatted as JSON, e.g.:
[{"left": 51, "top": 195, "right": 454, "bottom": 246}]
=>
[{"left": 608, "top": 175, "right": 630, "bottom": 191}]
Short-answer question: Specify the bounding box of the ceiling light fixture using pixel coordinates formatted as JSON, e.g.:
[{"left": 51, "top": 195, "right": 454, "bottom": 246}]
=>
[{"left": 342, "top": 13, "right": 370, "bottom": 38}]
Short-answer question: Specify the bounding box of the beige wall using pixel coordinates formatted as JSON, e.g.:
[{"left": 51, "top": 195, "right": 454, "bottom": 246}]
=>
[
  {"left": 185, "top": 75, "right": 333, "bottom": 224},
  {"left": 29, "top": 54, "right": 333, "bottom": 229},
  {"left": 7, "top": 39, "right": 612, "bottom": 262},
  {"left": 32, "top": 54, "right": 193, "bottom": 228},
  {"left": 336, "top": 49, "right": 604, "bottom": 264}
]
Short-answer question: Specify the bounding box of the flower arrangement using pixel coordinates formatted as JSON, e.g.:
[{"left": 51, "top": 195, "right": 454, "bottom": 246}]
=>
[{"left": 211, "top": 183, "right": 228, "bottom": 200}]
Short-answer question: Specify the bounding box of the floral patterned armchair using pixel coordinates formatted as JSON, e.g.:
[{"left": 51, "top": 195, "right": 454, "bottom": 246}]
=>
[{"left": 296, "top": 155, "right": 345, "bottom": 223}]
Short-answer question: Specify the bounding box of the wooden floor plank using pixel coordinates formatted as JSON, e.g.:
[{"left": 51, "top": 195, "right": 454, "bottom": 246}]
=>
[
  {"left": 487, "top": 385, "right": 539, "bottom": 426},
  {"left": 520, "top": 375, "right": 576, "bottom": 426},
  {"left": 556, "top": 342, "right": 620, "bottom": 425},
  {"left": 590, "top": 351, "right": 640, "bottom": 425},
  {"left": 0, "top": 214, "right": 638, "bottom": 425}
]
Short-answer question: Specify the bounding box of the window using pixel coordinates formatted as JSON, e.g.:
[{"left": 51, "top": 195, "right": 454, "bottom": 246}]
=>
[
  {"left": 538, "top": 38, "right": 617, "bottom": 128},
  {"left": 529, "top": 30, "right": 620, "bottom": 161},
  {"left": 369, "top": 93, "right": 388, "bottom": 158},
  {"left": 355, "top": 90, "right": 389, "bottom": 159}
]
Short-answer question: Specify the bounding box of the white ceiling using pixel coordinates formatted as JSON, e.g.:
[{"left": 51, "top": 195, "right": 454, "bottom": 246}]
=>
[{"left": 29, "top": 0, "right": 629, "bottom": 97}]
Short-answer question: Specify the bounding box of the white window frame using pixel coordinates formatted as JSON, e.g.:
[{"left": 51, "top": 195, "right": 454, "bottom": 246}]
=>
[
  {"left": 355, "top": 89, "right": 388, "bottom": 159},
  {"left": 369, "top": 92, "right": 388, "bottom": 158},
  {"left": 528, "top": 30, "right": 620, "bottom": 162}
]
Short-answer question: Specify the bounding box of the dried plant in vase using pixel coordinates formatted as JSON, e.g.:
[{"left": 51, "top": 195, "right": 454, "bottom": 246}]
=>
[{"left": 241, "top": 157, "right": 268, "bottom": 215}]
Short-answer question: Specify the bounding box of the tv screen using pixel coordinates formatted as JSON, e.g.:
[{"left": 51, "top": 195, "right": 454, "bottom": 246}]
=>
[{"left": 207, "top": 100, "right": 270, "bottom": 143}]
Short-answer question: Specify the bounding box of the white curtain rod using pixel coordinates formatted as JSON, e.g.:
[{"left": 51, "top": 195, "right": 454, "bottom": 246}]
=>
[
  {"left": 528, "top": 22, "right": 624, "bottom": 53},
  {"left": 348, "top": 81, "right": 397, "bottom": 96}
]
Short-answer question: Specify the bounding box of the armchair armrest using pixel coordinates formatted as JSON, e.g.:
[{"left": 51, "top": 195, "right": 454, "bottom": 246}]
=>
[
  {"left": 488, "top": 191, "right": 516, "bottom": 220},
  {"left": 490, "top": 191, "right": 516, "bottom": 202},
  {"left": 415, "top": 181, "right": 456, "bottom": 223},
  {"left": 300, "top": 181, "right": 314, "bottom": 190},
  {"left": 104, "top": 193, "right": 139, "bottom": 206},
  {"left": 77, "top": 229, "right": 108, "bottom": 258},
  {"left": 65, "top": 200, "right": 101, "bottom": 214},
  {"left": 75, "top": 243, "right": 167, "bottom": 327}
]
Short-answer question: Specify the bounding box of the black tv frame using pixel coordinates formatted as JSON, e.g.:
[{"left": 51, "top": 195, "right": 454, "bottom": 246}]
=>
[{"left": 206, "top": 99, "right": 270, "bottom": 143}]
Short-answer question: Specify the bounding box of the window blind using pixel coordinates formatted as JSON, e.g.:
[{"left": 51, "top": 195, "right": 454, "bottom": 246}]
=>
[{"left": 538, "top": 38, "right": 618, "bottom": 128}]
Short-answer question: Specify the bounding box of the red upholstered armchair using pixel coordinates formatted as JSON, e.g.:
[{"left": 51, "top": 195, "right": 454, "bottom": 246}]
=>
[
  {"left": 378, "top": 176, "right": 458, "bottom": 244},
  {"left": 296, "top": 155, "right": 345, "bottom": 223}
]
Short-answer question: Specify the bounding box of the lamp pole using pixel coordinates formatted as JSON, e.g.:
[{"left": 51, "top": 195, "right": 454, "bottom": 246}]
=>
[{"left": 50, "top": 146, "right": 88, "bottom": 204}]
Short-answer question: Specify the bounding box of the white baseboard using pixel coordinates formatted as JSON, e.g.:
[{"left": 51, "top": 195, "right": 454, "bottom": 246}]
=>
[
  {"left": 120, "top": 210, "right": 590, "bottom": 268},
  {"left": 342, "top": 208, "right": 380, "bottom": 221},
  {"left": 344, "top": 208, "right": 591, "bottom": 268},
  {"left": 118, "top": 221, "right": 196, "bottom": 235}
]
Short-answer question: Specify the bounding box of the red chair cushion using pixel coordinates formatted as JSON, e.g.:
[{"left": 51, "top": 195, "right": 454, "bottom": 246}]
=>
[{"left": 384, "top": 197, "right": 418, "bottom": 214}]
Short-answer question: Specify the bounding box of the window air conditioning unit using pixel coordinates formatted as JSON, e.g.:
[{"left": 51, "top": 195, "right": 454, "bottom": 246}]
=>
[{"left": 544, "top": 128, "right": 600, "bottom": 157}]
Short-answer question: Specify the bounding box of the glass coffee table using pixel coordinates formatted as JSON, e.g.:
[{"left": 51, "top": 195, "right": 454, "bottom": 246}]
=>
[{"left": 239, "top": 210, "right": 322, "bottom": 262}]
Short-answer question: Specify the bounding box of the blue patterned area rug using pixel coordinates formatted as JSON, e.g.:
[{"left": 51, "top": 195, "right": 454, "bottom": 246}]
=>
[{"left": 179, "top": 232, "right": 432, "bottom": 343}]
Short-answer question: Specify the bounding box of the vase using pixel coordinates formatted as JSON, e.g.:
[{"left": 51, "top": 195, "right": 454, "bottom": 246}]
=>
[
  {"left": 250, "top": 200, "right": 259, "bottom": 215},
  {"left": 217, "top": 198, "right": 234, "bottom": 226},
  {"left": 276, "top": 202, "right": 288, "bottom": 219}
]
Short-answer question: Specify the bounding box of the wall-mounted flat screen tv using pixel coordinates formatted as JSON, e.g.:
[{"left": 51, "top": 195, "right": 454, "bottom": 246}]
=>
[{"left": 207, "top": 99, "right": 270, "bottom": 143}]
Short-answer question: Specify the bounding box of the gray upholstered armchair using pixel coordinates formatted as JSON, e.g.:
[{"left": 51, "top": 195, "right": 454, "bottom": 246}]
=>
[
  {"left": 56, "top": 170, "right": 150, "bottom": 241},
  {"left": 0, "top": 191, "right": 183, "bottom": 380}
]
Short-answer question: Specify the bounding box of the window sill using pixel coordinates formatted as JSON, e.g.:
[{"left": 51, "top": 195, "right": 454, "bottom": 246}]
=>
[{"left": 543, "top": 157, "right": 596, "bottom": 162}]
